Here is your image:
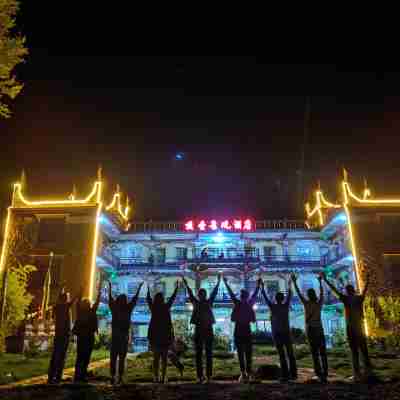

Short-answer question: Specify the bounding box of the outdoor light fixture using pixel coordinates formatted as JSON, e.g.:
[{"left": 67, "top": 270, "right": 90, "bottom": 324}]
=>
[{"left": 213, "top": 232, "right": 225, "bottom": 243}]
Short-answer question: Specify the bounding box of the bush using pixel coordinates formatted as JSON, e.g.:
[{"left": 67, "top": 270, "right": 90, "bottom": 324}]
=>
[
  {"left": 252, "top": 330, "right": 274, "bottom": 345},
  {"left": 94, "top": 331, "right": 111, "bottom": 350},
  {"left": 24, "top": 337, "right": 43, "bottom": 358},
  {"left": 291, "top": 328, "right": 306, "bottom": 345},
  {"left": 136, "top": 351, "right": 152, "bottom": 359},
  {"left": 294, "top": 344, "right": 309, "bottom": 360},
  {"left": 332, "top": 328, "right": 347, "bottom": 347},
  {"left": 213, "top": 328, "right": 230, "bottom": 351}
]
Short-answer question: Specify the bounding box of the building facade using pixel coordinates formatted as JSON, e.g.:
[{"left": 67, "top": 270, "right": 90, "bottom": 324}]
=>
[
  {"left": 8, "top": 171, "right": 395, "bottom": 352},
  {"left": 97, "top": 218, "right": 346, "bottom": 351}
]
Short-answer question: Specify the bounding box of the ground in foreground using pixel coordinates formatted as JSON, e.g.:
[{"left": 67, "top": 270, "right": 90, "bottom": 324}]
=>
[{"left": 1, "top": 380, "right": 400, "bottom": 400}]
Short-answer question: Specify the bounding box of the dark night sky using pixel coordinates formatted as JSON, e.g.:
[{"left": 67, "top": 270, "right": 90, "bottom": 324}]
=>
[{"left": 1, "top": 3, "right": 398, "bottom": 220}]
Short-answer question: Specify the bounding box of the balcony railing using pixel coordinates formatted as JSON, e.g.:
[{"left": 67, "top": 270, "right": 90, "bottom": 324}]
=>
[
  {"left": 128, "top": 219, "right": 310, "bottom": 233},
  {"left": 117, "top": 254, "right": 323, "bottom": 268}
]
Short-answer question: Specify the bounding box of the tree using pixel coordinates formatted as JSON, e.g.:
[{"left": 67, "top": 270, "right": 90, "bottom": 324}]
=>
[
  {"left": 0, "top": 0, "right": 28, "bottom": 118},
  {"left": 0, "top": 263, "right": 36, "bottom": 351}
]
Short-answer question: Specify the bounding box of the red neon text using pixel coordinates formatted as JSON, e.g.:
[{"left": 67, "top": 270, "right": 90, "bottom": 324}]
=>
[{"left": 184, "top": 219, "right": 253, "bottom": 232}]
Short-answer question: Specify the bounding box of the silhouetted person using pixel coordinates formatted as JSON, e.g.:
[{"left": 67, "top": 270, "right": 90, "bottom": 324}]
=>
[
  {"left": 108, "top": 280, "right": 143, "bottom": 384},
  {"left": 261, "top": 278, "right": 297, "bottom": 382},
  {"left": 200, "top": 248, "right": 208, "bottom": 259},
  {"left": 47, "top": 285, "right": 81, "bottom": 384},
  {"left": 322, "top": 272, "right": 372, "bottom": 381},
  {"left": 148, "top": 253, "right": 154, "bottom": 265},
  {"left": 218, "top": 252, "right": 224, "bottom": 259},
  {"left": 224, "top": 276, "right": 261, "bottom": 382},
  {"left": 72, "top": 280, "right": 102, "bottom": 383},
  {"left": 183, "top": 274, "right": 221, "bottom": 383},
  {"left": 292, "top": 273, "right": 327, "bottom": 383},
  {"left": 146, "top": 281, "right": 179, "bottom": 383}
]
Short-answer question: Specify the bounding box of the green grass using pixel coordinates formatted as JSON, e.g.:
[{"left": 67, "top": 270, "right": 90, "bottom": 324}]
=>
[
  {"left": 91, "top": 345, "right": 400, "bottom": 383},
  {"left": 1, "top": 345, "right": 399, "bottom": 386},
  {"left": 0, "top": 348, "right": 108, "bottom": 385}
]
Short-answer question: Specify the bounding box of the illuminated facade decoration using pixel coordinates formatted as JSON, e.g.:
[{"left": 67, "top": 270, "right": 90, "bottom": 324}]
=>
[
  {"left": 306, "top": 170, "right": 400, "bottom": 336},
  {"left": 0, "top": 171, "right": 131, "bottom": 315}
]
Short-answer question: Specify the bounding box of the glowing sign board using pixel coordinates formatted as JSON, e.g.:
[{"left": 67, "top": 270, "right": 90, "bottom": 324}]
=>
[{"left": 184, "top": 219, "right": 254, "bottom": 232}]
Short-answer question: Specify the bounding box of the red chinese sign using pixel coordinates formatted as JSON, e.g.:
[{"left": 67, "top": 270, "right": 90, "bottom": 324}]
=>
[{"left": 184, "top": 219, "right": 254, "bottom": 232}]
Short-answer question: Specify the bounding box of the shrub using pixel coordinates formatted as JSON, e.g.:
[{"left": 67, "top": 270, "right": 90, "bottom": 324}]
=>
[
  {"left": 291, "top": 328, "right": 306, "bottom": 345},
  {"left": 332, "top": 327, "right": 347, "bottom": 347},
  {"left": 252, "top": 330, "right": 274, "bottom": 345},
  {"left": 94, "top": 331, "right": 111, "bottom": 350},
  {"left": 213, "top": 328, "right": 230, "bottom": 351}
]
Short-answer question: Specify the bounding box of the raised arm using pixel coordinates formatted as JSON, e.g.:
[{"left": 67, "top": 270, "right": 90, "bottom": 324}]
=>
[
  {"left": 130, "top": 282, "right": 144, "bottom": 308},
  {"left": 93, "top": 278, "right": 103, "bottom": 311},
  {"left": 209, "top": 274, "right": 222, "bottom": 305},
  {"left": 318, "top": 274, "right": 324, "bottom": 305},
  {"left": 291, "top": 273, "right": 306, "bottom": 304},
  {"left": 322, "top": 273, "right": 344, "bottom": 300},
  {"left": 146, "top": 285, "right": 153, "bottom": 310},
  {"left": 249, "top": 278, "right": 261, "bottom": 305},
  {"left": 167, "top": 280, "right": 180, "bottom": 308},
  {"left": 183, "top": 277, "right": 196, "bottom": 303},
  {"left": 69, "top": 285, "right": 84, "bottom": 307},
  {"left": 107, "top": 280, "right": 114, "bottom": 307},
  {"left": 261, "top": 280, "right": 273, "bottom": 307},
  {"left": 361, "top": 273, "right": 370, "bottom": 299},
  {"left": 223, "top": 276, "right": 238, "bottom": 304},
  {"left": 285, "top": 279, "right": 293, "bottom": 305}
]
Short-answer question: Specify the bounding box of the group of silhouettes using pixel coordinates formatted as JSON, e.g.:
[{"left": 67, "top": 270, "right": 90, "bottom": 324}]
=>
[{"left": 47, "top": 272, "right": 372, "bottom": 385}]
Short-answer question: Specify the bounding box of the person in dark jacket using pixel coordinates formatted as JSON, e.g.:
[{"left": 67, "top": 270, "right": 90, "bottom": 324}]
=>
[
  {"left": 223, "top": 276, "right": 261, "bottom": 382},
  {"left": 183, "top": 274, "right": 221, "bottom": 383},
  {"left": 108, "top": 280, "right": 143, "bottom": 384},
  {"left": 322, "top": 272, "right": 372, "bottom": 382},
  {"left": 146, "top": 280, "right": 180, "bottom": 384},
  {"left": 261, "top": 278, "right": 297, "bottom": 382},
  {"left": 291, "top": 273, "right": 327, "bottom": 383},
  {"left": 72, "top": 279, "right": 103, "bottom": 383},
  {"left": 47, "top": 285, "right": 82, "bottom": 384}
]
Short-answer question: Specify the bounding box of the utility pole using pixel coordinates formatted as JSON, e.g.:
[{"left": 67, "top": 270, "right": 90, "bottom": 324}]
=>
[{"left": 297, "top": 96, "right": 311, "bottom": 217}]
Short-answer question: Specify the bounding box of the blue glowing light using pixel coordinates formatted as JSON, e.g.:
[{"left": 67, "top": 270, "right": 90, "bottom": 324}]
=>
[
  {"left": 175, "top": 152, "right": 185, "bottom": 160},
  {"left": 334, "top": 213, "right": 347, "bottom": 223},
  {"left": 213, "top": 232, "right": 225, "bottom": 243}
]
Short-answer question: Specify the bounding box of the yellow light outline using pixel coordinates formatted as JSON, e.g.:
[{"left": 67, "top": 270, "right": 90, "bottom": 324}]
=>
[
  {"left": 305, "top": 190, "right": 340, "bottom": 226},
  {"left": 5, "top": 179, "right": 103, "bottom": 301},
  {"left": 89, "top": 202, "right": 103, "bottom": 301},
  {"left": 345, "top": 181, "right": 400, "bottom": 205},
  {"left": 105, "top": 191, "right": 130, "bottom": 221},
  {"left": 13, "top": 181, "right": 102, "bottom": 206},
  {"left": 0, "top": 207, "right": 12, "bottom": 273},
  {"left": 342, "top": 181, "right": 369, "bottom": 335}
]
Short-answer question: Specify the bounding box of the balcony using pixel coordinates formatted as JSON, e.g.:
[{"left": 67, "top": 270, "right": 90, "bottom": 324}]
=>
[{"left": 115, "top": 254, "right": 324, "bottom": 273}]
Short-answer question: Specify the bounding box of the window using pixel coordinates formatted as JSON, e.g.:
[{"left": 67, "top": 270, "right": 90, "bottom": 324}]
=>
[
  {"left": 154, "top": 282, "right": 166, "bottom": 296},
  {"left": 296, "top": 246, "right": 312, "bottom": 256},
  {"left": 302, "top": 278, "right": 314, "bottom": 292},
  {"left": 264, "top": 246, "right": 276, "bottom": 257},
  {"left": 176, "top": 247, "right": 187, "bottom": 260},
  {"left": 245, "top": 246, "right": 257, "bottom": 258},
  {"left": 266, "top": 280, "right": 280, "bottom": 296},
  {"left": 127, "top": 281, "right": 142, "bottom": 297},
  {"left": 155, "top": 248, "right": 166, "bottom": 264},
  {"left": 38, "top": 218, "right": 66, "bottom": 249}
]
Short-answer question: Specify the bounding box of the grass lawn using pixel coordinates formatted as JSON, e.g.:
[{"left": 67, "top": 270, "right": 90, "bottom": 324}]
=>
[
  {"left": 0, "top": 347, "right": 109, "bottom": 385},
  {"left": 0, "top": 345, "right": 399, "bottom": 386},
  {"left": 90, "top": 345, "right": 400, "bottom": 383}
]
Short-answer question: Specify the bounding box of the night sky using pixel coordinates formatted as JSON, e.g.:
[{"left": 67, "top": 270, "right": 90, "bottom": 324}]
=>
[{"left": 0, "top": 4, "right": 398, "bottom": 220}]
